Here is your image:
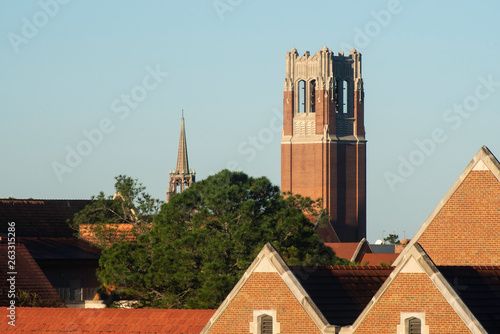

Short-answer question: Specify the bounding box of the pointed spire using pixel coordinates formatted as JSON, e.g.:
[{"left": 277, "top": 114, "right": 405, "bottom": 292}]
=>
[
  {"left": 167, "top": 110, "right": 195, "bottom": 202},
  {"left": 175, "top": 110, "right": 189, "bottom": 174}
]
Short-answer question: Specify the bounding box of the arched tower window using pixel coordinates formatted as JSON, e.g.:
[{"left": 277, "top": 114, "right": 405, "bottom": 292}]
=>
[
  {"left": 334, "top": 79, "right": 351, "bottom": 114},
  {"left": 297, "top": 80, "right": 306, "bottom": 113},
  {"left": 309, "top": 80, "right": 316, "bottom": 113},
  {"left": 342, "top": 79, "right": 349, "bottom": 114},
  {"left": 259, "top": 314, "right": 273, "bottom": 334}
]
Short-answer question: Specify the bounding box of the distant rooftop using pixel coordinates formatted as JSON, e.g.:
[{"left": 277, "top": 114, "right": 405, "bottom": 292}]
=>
[
  {"left": 370, "top": 244, "right": 395, "bottom": 254},
  {"left": 0, "top": 199, "right": 91, "bottom": 238},
  {"left": 0, "top": 308, "right": 216, "bottom": 333},
  {"left": 0, "top": 244, "right": 64, "bottom": 307}
]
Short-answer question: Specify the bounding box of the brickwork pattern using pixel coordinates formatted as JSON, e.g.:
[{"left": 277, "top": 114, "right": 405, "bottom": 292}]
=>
[
  {"left": 329, "top": 143, "right": 366, "bottom": 241},
  {"left": 418, "top": 170, "right": 500, "bottom": 265},
  {"left": 208, "top": 272, "right": 321, "bottom": 334},
  {"left": 282, "top": 141, "right": 366, "bottom": 242},
  {"left": 281, "top": 49, "right": 367, "bottom": 242},
  {"left": 354, "top": 273, "right": 471, "bottom": 334},
  {"left": 283, "top": 91, "right": 294, "bottom": 136},
  {"left": 288, "top": 143, "right": 324, "bottom": 201}
]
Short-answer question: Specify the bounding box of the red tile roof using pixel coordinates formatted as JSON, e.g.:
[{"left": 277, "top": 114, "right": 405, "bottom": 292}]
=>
[
  {"left": 0, "top": 199, "right": 91, "bottom": 238},
  {"left": 0, "top": 308, "right": 216, "bottom": 333},
  {"left": 0, "top": 245, "right": 64, "bottom": 307},
  {"left": 361, "top": 252, "right": 398, "bottom": 265},
  {"left": 325, "top": 242, "right": 360, "bottom": 261},
  {"left": 291, "top": 265, "right": 394, "bottom": 326},
  {"left": 79, "top": 223, "right": 138, "bottom": 246},
  {"left": 308, "top": 213, "right": 341, "bottom": 243}
]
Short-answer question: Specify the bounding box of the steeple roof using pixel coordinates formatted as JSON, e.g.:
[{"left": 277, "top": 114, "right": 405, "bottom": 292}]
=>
[
  {"left": 175, "top": 112, "right": 189, "bottom": 174},
  {"left": 167, "top": 112, "right": 195, "bottom": 202}
]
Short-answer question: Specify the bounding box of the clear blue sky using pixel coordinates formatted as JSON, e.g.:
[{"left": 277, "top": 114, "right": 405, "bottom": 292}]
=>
[{"left": 1, "top": 0, "right": 500, "bottom": 242}]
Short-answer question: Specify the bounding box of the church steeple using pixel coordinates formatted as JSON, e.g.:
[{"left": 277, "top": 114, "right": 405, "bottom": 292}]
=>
[
  {"left": 176, "top": 110, "right": 189, "bottom": 174},
  {"left": 167, "top": 111, "right": 195, "bottom": 202}
]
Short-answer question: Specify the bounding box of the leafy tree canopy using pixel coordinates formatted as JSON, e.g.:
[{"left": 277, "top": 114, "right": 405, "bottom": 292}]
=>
[
  {"left": 383, "top": 233, "right": 400, "bottom": 245},
  {"left": 98, "top": 170, "right": 350, "bottom": 309},
  {"left": 70, "top": 175, "right": 162, "bottom": 248}
]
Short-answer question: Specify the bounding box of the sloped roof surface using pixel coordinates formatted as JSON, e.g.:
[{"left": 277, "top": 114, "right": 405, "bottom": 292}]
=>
[
  {"left": 19, "top": 238, "right": 100, "bottom": 260},
  {"left": 361, "top": 253, "right": 398, "bottom": 265},
  {"left": 0, "top": 308, "right": 216, "bottom": 333},
  {"left": 291, "top": 265, "right": 393, "bottom": 327},
  {"left": 0, "top": 199, "right": 91, "bottom": 238},
  {"left": 440, "top": 266, "right": 500, "bottom": 333},
  {"left": 325, "top": 242, "right": 360, "bottom": 261},
  {"left": 0, "top": 245, "right": 64, "bottom": 307}
]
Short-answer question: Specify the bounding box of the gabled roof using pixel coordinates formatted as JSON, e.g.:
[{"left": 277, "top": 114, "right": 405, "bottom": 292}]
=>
[
  {"left": 312, "top": 213, "right": 341, "bottom": 243},
  {"left": 0, "top": 199, "right": 90, "bottom": 238},
  {"left": 325, "top": 242, "right": 358, "bottom": 260},
  {"left": 325, "top": 238, "right": 371, "bottom": 262},
  {"left": 349, "top": 244, "right": 487, "bottom": 333},
  {"left": 291, "top": 265, "right": 393, "bottom": 327},
  {"left": 0, "top": 308, "right": 216, "bottom": 333},
  {"left": 202, "top": 243, "right": 395, "bottom": 333},
  {"left": 18, "top": 238, "right": 101, "bottom": 261},
  {"left": 201, "top": 243, "right": 338, "bottom": 333},
  {"left": 394, "top": 146, "right": 500, "bottom": 267},
  {"left": 0, "top": 244, "right": 64, "bottom": 307}
]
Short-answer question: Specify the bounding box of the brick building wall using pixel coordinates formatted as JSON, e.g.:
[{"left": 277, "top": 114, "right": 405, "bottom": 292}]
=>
[
  {"left": 330, "top": 142, "right": 366, "bottom": 242},
  {"left": 354, "top": 273, "right": 471, "bottom": 334},
  {"left": 281, "top": 47, "right": 366, "bottom": 242},
  {"left": 281, "top": 140, "right": 366, "bottom": 242},
  {"left": 285, "top": 143, "right": 324, "bottom": 201},
  {"left": 418, "top": 170, "right": 500, "bottom": 266},
  {"left": 208, "top": 272, "right": 321, "bottom": 334}
]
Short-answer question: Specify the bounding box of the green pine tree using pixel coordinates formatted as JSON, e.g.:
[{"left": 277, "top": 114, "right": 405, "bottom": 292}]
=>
[{"left": 97, "top": 170, "right": 350, "bottom": 309}]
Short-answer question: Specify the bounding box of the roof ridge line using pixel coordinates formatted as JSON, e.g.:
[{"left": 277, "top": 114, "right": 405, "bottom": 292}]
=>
[{"left": 393, "top": 145, "right": 500, "bottom": 267}]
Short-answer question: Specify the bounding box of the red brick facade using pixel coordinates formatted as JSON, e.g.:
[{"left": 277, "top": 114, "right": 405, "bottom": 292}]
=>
[
  {"left": 281, "top": 48, "right": 366, "bottom": 242},
  {"left": 354, "top": 273, "right": 471, "bottom": 334},
  {"left": 418, "top": 170, "right": 500, "bottom": 266},
  {"left": 207, "top": 272, "right": 321, "bottom": 334}
]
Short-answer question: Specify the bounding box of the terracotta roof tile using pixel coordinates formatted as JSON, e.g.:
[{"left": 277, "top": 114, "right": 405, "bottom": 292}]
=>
[
  {"left": 361, "top": 252, "right": 398, "bottom": 265},
  {"left": 325, "top": 242, "right": 360, "bottom": 261},
  {"left": 0, "top": 308, "right": 215, "bottom": 333},
  {"left": 0, "top": 244, "right": 64, "bottom": 307}
]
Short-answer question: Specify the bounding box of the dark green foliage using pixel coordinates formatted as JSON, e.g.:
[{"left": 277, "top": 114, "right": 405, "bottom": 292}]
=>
[
  {"left": 98, "top": 170, "right": 349, "bottom": 309},
  {"left": 15, "top": 290, "right": 63, "bottom": 307},
  {"left": 384, "top": 234, "right": 401, "bottom": 245},
  {"left": 70, "top": 175, "right": 162, "bottom": 248}
]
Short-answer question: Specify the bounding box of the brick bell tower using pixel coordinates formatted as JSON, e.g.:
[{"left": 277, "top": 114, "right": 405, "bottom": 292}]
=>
[{"left": 281, "top": 47, "right": 366, "bottom": 242}]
